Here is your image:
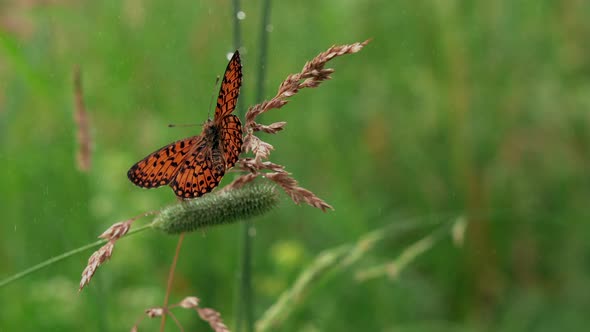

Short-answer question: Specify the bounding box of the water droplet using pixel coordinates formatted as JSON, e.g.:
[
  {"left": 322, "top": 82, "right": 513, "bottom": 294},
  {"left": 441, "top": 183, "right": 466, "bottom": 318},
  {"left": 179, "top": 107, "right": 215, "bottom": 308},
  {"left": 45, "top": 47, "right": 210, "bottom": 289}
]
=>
[
  {"left": 237, "top": 11, "right": 246, "bottom": 20},
  {"left": 248, "top": 226, "right": 257, "bottom": 237},
  {"left": 265, "top": 24, "right": 273, "bottom": 32},
  {"left": 226, "top": 52, "right": 234, "bottom": 60}
]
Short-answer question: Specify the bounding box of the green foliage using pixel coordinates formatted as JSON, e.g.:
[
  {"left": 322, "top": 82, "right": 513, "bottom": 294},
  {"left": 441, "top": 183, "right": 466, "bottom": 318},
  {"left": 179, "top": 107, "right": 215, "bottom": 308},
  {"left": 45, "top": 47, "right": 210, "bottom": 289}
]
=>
[{"left": 1, "top": 0, "right": 590, "bottom": 331}]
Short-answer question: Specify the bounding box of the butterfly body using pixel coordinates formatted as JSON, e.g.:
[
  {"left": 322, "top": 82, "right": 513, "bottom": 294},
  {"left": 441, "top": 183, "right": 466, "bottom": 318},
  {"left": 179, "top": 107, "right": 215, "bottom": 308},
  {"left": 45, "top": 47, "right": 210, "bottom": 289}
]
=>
[{"left": 128, "top": 51, "right": 243, "bottom": 199}]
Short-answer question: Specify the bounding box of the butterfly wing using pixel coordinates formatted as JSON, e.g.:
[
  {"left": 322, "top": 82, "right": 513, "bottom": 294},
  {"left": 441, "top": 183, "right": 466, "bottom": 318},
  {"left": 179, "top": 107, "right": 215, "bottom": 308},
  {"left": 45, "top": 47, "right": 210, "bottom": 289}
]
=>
[
  {"left": 127, "top": 136, "right": 202, "bottom": 188},
  {"left": 214, "top": 51, "right": 242, "bottom": 120},
  {"left": 169, "top": 144, "right": 225, "bottom": 198},
  {"left": 219, "top": 114, "right": 243, "bottom": 169}
]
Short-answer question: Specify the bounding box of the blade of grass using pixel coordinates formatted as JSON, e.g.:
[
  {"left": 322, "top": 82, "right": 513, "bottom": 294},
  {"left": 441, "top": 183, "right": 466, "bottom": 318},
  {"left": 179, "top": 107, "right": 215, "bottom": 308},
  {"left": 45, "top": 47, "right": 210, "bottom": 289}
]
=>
[
  {"left": 255, "top": 214, "right": 460, "bottom": 332},
  {"left": 0, "top": 224, "right": 152, "bottom": 288}
]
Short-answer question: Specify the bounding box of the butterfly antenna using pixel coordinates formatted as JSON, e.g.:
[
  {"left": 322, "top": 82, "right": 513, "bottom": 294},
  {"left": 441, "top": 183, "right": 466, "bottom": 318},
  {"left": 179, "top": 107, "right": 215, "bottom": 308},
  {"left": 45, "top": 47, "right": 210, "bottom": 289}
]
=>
[
  {"left": 208, "top": 75, "right": 221, "bottom": 120},
  {"left": 169, "top": 76, "right": 220, "bottom": 128},
  {"left": 168, "top": 123, "right": 200, "bottom": 128}
]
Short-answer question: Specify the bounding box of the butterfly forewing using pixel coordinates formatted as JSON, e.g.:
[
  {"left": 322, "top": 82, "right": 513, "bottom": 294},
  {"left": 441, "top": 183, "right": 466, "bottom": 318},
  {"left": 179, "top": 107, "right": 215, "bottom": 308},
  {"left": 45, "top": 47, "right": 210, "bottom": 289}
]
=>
[
  {"left": 127, "top": 136, "right": 203, "bottom": 188},
  {"left": 214, "top": 52, "right": 242, "bottom": 120}
]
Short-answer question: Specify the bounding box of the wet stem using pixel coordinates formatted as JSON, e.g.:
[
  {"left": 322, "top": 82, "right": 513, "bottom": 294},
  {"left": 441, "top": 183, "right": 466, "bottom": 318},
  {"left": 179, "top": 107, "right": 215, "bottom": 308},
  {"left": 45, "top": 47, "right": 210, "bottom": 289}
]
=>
[
  {"left": 231, "top": 0, "right": 249, "bottom": 331},
  {"left": 232, "top": 1, "right": 273, "bottom": 331}
]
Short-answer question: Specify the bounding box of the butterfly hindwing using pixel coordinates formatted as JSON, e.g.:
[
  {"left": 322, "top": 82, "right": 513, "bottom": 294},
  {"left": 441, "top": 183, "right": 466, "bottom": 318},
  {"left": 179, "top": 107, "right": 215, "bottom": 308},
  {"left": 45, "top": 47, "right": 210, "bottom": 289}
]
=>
[
  {"left": 219, "top": 114, "right": 243, "bottom": 169},
  {"left": 127, "top": 136, "right": 202, "bottom": 188},
  {"left": 169, "top": 145, "right": 225, "bottom": 198},
  {"left": 215, "top": 51, "right": 242, "bottom": 119}
]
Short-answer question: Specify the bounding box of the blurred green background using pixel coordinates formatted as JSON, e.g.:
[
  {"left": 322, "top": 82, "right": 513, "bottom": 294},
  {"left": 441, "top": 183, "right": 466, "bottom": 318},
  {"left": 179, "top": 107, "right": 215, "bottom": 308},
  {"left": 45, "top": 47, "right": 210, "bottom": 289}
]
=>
[{"left": 1, "top": 0, "right": 590, "bottom": 331}]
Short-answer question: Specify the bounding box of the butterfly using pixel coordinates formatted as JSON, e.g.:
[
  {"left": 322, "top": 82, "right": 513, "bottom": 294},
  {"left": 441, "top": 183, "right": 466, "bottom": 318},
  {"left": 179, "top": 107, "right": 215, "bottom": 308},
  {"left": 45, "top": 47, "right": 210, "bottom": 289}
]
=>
[{"left": 127, "top": 51, "right": 243, "bottom": 199}]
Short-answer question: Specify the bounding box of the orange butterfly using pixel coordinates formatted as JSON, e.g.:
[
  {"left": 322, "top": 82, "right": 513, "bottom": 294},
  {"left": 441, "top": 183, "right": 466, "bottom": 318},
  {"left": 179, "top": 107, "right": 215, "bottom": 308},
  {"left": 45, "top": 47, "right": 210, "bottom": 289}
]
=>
[{"left": 128, "top": 51, "right": 243, "bottom": 198}]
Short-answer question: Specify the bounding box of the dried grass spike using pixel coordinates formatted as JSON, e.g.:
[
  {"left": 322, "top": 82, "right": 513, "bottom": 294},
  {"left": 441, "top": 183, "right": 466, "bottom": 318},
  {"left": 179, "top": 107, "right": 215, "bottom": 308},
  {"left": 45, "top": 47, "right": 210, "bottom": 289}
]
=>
[
  {"left": 178, "top": 296, "right": 200, "bottom": 309},
  {"left": 251, "top": 121, "right": 287, "bottom": 134},
  {"left": 265, "top": 172, "right": 333, "bottom": 212},
  {"left": 145, "top": 307, "right": 165, "bottom": 318},
  {"left": 225, "top": 173, "right": 259, "bottom": 190},
  {"left": 197, "top": 308, "right": 230, "bottom": 332},
  {"left": 73, "top": 65, "right": 92, "bottom": 172},
  {"left": 79, "top": 218, "right": 138, "bottom": 291},
  {"left": 79, "top": 241, "right": 115, "bottom": 291},
  {"left": 99, "top": 221, "right": 131, "bottom": 240}
]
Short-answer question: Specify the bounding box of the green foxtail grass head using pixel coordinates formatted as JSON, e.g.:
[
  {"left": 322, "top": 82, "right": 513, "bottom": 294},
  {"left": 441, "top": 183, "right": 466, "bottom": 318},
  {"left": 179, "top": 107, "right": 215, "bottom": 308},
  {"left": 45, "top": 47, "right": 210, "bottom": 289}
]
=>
[{"left": 152, "top": 183, "right": 279, "bottom": 234}]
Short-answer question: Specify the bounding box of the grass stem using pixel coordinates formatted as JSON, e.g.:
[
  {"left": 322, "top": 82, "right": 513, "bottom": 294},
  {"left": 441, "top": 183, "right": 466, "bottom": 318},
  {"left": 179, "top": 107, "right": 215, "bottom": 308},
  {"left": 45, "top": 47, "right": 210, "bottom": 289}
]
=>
[
  {"left": 0, "top": 223, "right": 152, "bottom": 288},
  {"left": 160, "top": 232, "right": 186, "bottom": 331}
]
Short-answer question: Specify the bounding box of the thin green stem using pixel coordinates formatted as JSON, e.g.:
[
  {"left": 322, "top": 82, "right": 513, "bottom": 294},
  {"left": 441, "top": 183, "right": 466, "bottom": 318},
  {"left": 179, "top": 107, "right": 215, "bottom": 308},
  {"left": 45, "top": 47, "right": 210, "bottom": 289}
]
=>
[
  {"left": 237, "top": 223, "right": 253, "bottom": 332},
  {"left": 232, "top": 0, "right": 242, "bottom": 63},
  {"left": 73, "top": 65, "right": 107, "bottom": 330},
  {"left": 231, "top": 0, "right": 244, "bottom": 121},
  {"left": 160, "top": 232, "right": 186, "bottom": 331},
  {"left": 230, "top": 0, "right": 248, "bottom": 331},
  {"left": 234, "top": 1, "right": 273, "bottom": 332},
  {"left": 256, "top": 0, "right": 272, "bottom": 104},
  {"left": 0, "top": 223, "right": 152, "bottom": 288}
]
